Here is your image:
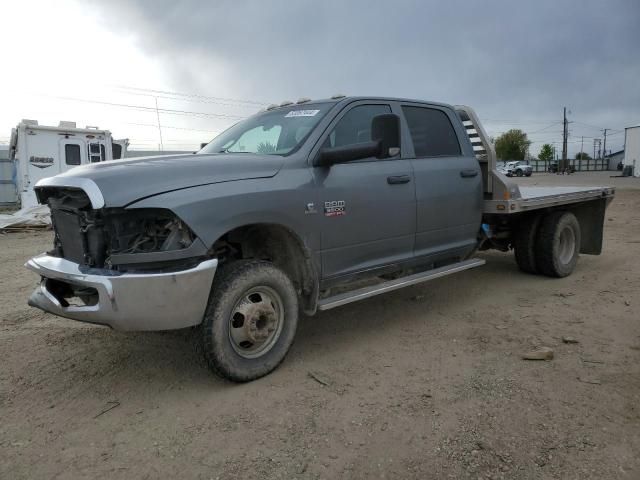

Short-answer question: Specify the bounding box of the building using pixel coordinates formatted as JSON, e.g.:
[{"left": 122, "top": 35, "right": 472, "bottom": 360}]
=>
[
  {"left": 605, "top": 149, "right": 624, "bottom": 170},
  {"left": 624, "top": 125, "right": 640, "bottom": 177}
]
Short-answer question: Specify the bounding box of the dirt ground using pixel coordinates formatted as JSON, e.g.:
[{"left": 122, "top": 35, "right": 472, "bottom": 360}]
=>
[{"left": 1, "top": 172, "right": 639, "bottom": 479}]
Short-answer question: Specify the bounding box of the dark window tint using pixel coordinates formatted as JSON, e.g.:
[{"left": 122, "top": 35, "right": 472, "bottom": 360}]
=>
[
  {"left": 100, "top": 144, "right": 106, "bottom": 161},
  {"left": 324, "top": 104, "right": 391, "bottom": 149},
  {"left": 65, "top": 144, "right": 81, "bottom": 165},
  {"left": 112, "top": 142, "right": 122, "bottom": 159},
  {"left": 402, "top": 106, "right": 460, "bottom": 157}
]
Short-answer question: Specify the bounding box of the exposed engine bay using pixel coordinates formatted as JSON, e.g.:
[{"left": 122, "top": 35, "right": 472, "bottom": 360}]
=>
[{"left": 41, "top": 187, "right": 198, "bottom": 272}]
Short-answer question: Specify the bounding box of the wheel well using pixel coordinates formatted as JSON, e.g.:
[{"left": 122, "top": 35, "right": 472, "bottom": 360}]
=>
[{"left": 211, "top": 224, "right": 319, "bottom": 314}]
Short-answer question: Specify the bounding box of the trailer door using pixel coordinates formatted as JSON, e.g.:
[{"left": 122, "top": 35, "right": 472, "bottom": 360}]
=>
[{"left": 59, "top": 138, "right": 86, "bottom": 174}]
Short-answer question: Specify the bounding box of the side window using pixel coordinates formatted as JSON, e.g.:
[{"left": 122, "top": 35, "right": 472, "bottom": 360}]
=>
[
  {"left": 402, "top": 106, "right": 461, "bottom": 157},
  {"left": 324, "top": 104, "right": 392, "bottom": 149},
  {"left": 88, "top": 142, "right": 103, "bottom": 163},
  {"left": 65, "top": 144, "right": 81, "bottom": 165},
  {"left": 112, "top": 142, "right": 122, "bottom": 159}
]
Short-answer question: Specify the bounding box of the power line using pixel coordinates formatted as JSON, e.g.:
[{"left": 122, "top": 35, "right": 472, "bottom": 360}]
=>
[
  {"left": 528, "top": 122, "right": 563, "bottom": 134},
  {"left": 47, "top": 95, "right": 247, "bottom": 120},
  {"left": 117, "top": 88, "right": 266, "bottom": 109},
  {"left": 123, "top": 122, "right": 218, "bottom": 133},
  {"left": 116, "top": 85, "right": 269, "bottom": 107}
]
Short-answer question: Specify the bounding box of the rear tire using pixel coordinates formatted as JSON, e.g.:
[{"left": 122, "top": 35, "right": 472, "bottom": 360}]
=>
[
  {"left": 535, "top": 211, "right": 581, "bottom": 278},
  {"left": 202, "top": 260, "right": 299, "bottom": 382},
  {"left": 514, "top": 214, "right": 541, "bottom": 274},
  {"left": 516, "top": 169, "right": 524, "bottom": 177}
]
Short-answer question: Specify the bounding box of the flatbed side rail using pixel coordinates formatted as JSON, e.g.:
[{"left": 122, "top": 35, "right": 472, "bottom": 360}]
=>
[{"left": 483, "top": 186, "right": 615, "bottom": 214}]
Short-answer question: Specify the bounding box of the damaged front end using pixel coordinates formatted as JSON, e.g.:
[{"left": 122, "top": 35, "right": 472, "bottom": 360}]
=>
[
  {"left": 42, "top": 187, "right": 208, "bottom": 272},
  {"left": 25, "top": 187, "right": 217, "bottom": 331}
]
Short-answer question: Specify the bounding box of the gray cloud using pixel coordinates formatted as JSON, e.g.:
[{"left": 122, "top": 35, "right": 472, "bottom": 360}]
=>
[{"left": 88, "top": 0, "right": 639, "bottom": 154}]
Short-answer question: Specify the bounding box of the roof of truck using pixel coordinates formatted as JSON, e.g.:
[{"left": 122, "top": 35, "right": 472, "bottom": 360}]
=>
[{"left": 264, "top": 96, "right": 455, "bottom": 111}]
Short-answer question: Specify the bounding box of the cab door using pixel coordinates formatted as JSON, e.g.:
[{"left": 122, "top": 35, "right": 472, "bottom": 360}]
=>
[
  {"left": 401, "top": 104, "right": 482, "bottom": 262},
  {"left": 310, "top": 102, "right": 416, "bottom": 280}
]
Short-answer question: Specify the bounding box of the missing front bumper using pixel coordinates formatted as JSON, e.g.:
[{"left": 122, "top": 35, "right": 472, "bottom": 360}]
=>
[{"left": 25, "top": 254, "right": 217, "bottom": 331}]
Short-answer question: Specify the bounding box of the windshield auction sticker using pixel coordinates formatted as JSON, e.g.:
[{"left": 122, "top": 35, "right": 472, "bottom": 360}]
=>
[{"left": 285, "top": 110, "right": 320, "bottom": 118}]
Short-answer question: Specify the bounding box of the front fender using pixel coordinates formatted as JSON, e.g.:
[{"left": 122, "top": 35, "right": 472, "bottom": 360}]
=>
[{"left": 126, "top": 173, "right": 320, "bottom": 254}]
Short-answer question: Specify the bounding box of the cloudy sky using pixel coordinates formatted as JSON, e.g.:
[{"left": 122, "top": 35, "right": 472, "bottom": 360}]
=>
[{"left": 2, "top": 0, "right": 638, "bottom": 157}]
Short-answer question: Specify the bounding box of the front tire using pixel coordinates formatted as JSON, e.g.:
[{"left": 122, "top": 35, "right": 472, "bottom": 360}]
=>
[
  {"left": 202, "top": 260, "right": 299, "bottom": 382},
  {"left": 516, "top": 169, "right": 524, "bottom": 177},
  {"left": 535, "top": 211, "right": 581, "bottom": 278}
]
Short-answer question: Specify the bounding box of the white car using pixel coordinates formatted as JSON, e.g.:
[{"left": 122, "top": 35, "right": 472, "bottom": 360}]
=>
[{"left": 501, "top": 161, "right": 533, "bottom": 177}]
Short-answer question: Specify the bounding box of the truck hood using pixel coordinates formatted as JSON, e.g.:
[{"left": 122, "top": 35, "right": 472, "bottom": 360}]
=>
[{"left": 36, "top": 153, "right": 284, "bottom": 207}]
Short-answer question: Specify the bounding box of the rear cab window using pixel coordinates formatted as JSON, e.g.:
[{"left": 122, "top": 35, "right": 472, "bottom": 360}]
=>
[{"left": 402, "top": 106, "right": 461, "bottom": 157}]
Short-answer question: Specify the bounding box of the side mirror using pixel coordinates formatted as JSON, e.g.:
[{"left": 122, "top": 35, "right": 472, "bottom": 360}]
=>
[
  {"left": 315, "top": 113, "right": 401, "bottom": 167},
  {"left": 316, "top": 141, "right": 381, "bottom": 167},
  {"left": 371, "top": 113, "right": 400, "bottom": 159}
]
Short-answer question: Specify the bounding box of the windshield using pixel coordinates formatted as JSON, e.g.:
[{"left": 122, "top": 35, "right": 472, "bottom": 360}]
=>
[{"left": 199, "top": 103, "right": 333, "bottom": 156}]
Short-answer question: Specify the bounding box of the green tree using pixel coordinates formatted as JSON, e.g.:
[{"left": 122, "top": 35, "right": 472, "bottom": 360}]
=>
[
  {"left": 495, "top": 129, "right": 531, "bottom": 160},
  {"left": 575, "top": 151, "right": 591, "bottom": 160},
  {"left": 538, "top": 144, "right": 554, "bottom": 162}
]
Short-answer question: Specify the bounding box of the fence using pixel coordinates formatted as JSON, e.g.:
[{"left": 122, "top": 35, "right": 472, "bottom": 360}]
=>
[{"left": 512, "top": 159, "right": 610, "bottom": 173}]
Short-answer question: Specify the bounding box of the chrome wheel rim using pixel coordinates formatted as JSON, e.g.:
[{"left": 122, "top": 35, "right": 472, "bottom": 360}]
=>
[
  {"left": 228, "top": 286, "right": 284, "bottom": 359},
  {"left": 558, "top": 226, "right": 576, "bottom": 265}
]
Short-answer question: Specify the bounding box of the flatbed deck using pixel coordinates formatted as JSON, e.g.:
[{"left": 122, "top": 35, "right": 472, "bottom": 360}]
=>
[{"left": 484, "top": 185, "right": 615, "bottom": 214}]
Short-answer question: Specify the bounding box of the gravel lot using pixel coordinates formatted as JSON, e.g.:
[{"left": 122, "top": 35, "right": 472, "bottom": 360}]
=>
[{"left": 1, "top": 172, "right": 639, "bottom": 479}]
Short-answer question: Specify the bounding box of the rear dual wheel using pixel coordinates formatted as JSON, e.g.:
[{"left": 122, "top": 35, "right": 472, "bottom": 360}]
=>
[{"left": 514, "top": 211, "right": 581, "bottom": 278}]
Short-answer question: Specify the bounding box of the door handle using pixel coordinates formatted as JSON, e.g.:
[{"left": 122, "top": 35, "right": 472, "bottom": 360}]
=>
[
  {"left": 460, "top": 169, "right": 478, "bottom": 178},
  {"left": 387, "top": 175, "right": 411, "bottom": 185}
]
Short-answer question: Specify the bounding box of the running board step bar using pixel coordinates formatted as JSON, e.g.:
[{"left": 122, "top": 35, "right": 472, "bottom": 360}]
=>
[{"left": 318, "top": 258, "right": 486, "bottom": 311}]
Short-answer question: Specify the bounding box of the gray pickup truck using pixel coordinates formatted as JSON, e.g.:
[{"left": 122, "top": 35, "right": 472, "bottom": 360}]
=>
[{"left": 26, "top": 96, "right": 614, "bottom": 381}]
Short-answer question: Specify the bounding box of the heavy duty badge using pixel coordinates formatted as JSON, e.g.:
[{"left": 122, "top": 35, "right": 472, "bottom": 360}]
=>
[{"left": 324, "top": 200, "right": 345, "bottom": 217}]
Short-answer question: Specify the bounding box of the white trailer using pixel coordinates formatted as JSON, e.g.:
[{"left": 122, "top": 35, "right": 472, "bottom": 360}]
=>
[
  {"left": 7, "top": 120, "right": 128, "bottom": 207},
  {"left": 623, "top": 125, "right": 640, "bottom": 177}
]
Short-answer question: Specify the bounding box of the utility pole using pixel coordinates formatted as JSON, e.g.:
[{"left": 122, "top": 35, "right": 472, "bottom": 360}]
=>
[
  {"left": 602, "top": 128, "right": 608, "bottom": 171},
  {"left": 155, "top": 96, "right": 164, "bottom": 152},
  {"left": 580, "top": 136, "right": 584, "bottom": 171},
  {"left": 561, "top": 107, "right": 569, "bottom": 174}
]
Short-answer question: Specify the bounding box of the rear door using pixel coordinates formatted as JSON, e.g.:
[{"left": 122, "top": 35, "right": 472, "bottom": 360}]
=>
[
  {"left": 401, "top": 104, "right": 482, "bottom": 262},
  {"left": 59, "top": 137, "right": 86, "bottom": 174},
  {"left": 310, "top": 102, "right": 416, "bottom": 280}
]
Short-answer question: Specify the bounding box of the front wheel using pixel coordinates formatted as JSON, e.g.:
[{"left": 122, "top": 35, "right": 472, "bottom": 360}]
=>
[
  {"left": 516, "top": 169, "right": 524, "bottom": 177},
  {"left": 202, "top": 260, "right": 299, "bottom": 382}
]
